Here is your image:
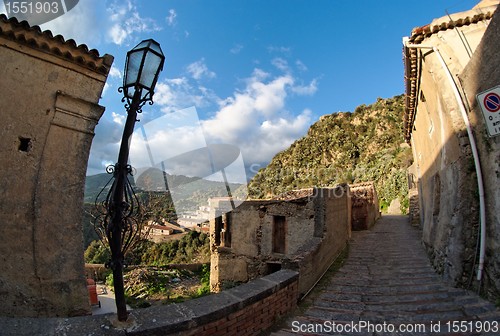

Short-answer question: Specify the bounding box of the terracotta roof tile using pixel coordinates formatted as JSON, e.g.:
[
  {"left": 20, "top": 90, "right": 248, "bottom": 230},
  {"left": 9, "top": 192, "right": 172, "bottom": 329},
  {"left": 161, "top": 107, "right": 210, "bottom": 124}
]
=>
[
  {"left": 408, "top": 10, "right": 495, "bottom": 44},
  {"left": 0, "top": 14, "right": 113, "bottom": 75}
]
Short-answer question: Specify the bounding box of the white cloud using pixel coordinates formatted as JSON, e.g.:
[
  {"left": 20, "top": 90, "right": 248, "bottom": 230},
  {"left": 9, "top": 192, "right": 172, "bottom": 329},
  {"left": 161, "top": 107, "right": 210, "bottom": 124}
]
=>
[
  {"left": 230, "top": 44, "right": 243, "bottom": 54},
  {"left": 270, "top": 58, "right": 318, "bottom": 96},
  {"left": 202, "top": 69, "right": 311, "bottom": 165},
  {"left": 107, "top": 0, "right": 162, "bottom": 45},
  {"left": 112, "top": 112, "right": 126, "bottom": 126},
  {"left": 89, "top": 61, "right": 317, "bottom": 178},
  {"left": 252, "top": 75, "right": 293, "bottom": 115},
  {"left": 102, "top": 82, "right": 110, "bottom": 96},
  {"left": 130, "top": 107, "right": 207, "bottom": 169},
  {"left": 108, "top": 25, "right": 127, "bottom": 45},
  {"left": 166, "top": 9, "right": 177, "bottom": 26},
  {"left": 101, "top": 65, "right": 122, "bottom": 96},
  {"left": 154, "top": 77, "right": 218, "bottom": 114},
  {"left": 145, "top": 69, "right": 311, "bottom": 169},
  {"left": 87, "top": 118, "right": 124, "bottom": 175},
  {"left": 251, "top": 68, "right": 270, "bottom": 81},
  {"left": 40, "top": 0, "right": 104, "bottom": 47},
  {"left": 186, "top": 59, "right": 216, "bottom": 80},
  {"left": 249, "top": 109, "right": 312, "bottom": 163},
  {"left": 291, "top": 78, "right": 318, "bottom": 96},
  {"left": 296, "top": 59, "right": 308, "bottom": 72},
  {"left": 268, "top": 45, "right": 291, "bottom": 54},
  {"left": 109, "top": 65, "right": 122, "bottom": 79},
  {"left": 271, "top": 57, "right": 290, "bottom": 73}
]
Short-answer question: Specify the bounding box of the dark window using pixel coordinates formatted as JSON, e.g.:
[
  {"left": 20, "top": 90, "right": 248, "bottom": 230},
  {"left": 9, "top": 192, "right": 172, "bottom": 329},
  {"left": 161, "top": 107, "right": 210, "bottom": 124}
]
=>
[
  {"left": 214, "top": 216, "right": 223, "bottom": 246},
  {"left": 272, "top": 215, "right": 286, "bottom": 254},
  {"left": 18, "top": 137, "right": 31, "bottom": 152},
  {"left": 266, "top": 262, "right": 282, "bottom": 275},
  {"left": 223, "top": 212, "right": 232, "bottom": 248}
]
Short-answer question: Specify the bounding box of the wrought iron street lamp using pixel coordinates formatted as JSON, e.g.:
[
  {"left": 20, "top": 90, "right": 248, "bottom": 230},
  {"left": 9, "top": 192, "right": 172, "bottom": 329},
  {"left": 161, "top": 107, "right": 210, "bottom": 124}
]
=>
[{"left": 95, "top": 39, "right": 165, "bottom": 321}]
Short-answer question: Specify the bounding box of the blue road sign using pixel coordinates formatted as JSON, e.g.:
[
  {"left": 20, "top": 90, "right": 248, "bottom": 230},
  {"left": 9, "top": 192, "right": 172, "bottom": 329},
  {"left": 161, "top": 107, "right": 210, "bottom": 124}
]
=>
[{"left": 483, "top": 92, "right": 500, "bottom": 112}]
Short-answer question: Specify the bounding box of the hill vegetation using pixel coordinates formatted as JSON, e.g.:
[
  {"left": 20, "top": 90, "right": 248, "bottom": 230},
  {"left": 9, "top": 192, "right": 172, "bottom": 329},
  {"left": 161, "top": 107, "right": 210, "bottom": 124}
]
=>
[
  {"left": 85, "top": 231, "right": 211, "bottom": 307},
  {"left": 248, "top": 95, "right": 413, "bottom": 213},
  {"left": 84, "top": 230, "right": 210, "bottom": 265}
]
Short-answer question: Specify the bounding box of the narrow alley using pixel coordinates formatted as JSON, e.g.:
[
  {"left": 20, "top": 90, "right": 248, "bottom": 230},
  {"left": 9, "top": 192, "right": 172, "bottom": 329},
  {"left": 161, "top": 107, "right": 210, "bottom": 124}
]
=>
[{"left": 273, "top": 215, "right": 500, "bottom": 335}]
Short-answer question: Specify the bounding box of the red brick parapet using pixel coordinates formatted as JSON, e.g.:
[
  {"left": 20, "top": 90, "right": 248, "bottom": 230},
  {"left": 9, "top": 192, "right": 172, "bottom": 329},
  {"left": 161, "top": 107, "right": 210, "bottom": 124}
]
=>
[{"left": 0, "top": 269, "right": 299, "bottom": 335}]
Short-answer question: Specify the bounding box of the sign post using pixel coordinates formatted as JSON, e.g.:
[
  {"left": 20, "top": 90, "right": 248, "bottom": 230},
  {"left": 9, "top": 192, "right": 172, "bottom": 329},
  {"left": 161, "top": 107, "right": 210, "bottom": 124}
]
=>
[{"left": 477, "top": 85, "right": 500, "bottom": 137}]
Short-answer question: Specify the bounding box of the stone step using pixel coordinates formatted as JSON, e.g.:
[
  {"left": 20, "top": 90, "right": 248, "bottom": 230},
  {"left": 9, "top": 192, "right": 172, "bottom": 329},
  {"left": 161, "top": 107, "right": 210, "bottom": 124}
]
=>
[{"left": 273, "top": 215, "right": 500, "bottom": 334}]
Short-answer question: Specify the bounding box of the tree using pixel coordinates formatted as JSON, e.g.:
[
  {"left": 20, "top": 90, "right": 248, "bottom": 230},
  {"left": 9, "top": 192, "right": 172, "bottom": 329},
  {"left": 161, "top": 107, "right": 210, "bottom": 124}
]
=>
[{"left": 84, "top": 240, "right": 111, "bottom": 264}]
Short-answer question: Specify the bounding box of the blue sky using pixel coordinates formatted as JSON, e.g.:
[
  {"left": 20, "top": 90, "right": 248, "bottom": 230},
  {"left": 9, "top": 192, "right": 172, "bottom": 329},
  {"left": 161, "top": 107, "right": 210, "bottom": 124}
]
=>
[{"left": 1, "top": 0, "right": 480, "bottom": 179}]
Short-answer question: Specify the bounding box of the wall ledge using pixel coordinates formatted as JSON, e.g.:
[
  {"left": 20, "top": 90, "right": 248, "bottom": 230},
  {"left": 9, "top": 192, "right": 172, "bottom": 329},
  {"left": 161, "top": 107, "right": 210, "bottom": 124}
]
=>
[{"left": 0, "top": 269, "right": 299, "bottom": 336}]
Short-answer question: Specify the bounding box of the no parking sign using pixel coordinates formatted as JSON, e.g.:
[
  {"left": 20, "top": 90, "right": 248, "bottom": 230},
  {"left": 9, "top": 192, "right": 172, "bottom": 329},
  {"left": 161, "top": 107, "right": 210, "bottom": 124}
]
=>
[{"left": 477, "top": 85, "right": 500, "bottom": 137}]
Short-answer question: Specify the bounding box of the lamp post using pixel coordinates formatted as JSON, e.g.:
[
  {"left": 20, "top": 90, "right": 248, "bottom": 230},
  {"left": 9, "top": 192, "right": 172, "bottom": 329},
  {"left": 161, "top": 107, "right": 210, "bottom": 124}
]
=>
[{"left": 96, "top": 39, "right": 165, "bottom": 322}]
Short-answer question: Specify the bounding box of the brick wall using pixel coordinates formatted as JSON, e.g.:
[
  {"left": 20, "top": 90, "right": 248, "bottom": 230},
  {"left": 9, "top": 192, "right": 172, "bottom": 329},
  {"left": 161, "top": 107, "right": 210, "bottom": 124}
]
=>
[
  {"left": 0, "top": 269, "right": 299, "bottom": 336},
  {"left": 177, "top": 278, "right": 298, "bottom": 336}
]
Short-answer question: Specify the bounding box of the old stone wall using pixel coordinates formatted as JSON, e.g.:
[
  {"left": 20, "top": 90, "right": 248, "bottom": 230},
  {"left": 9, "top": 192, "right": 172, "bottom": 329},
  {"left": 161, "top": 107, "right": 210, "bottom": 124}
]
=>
[
  {"left": 288, "top": 186, "right": 351, "bottom": 295},
  {"left": 350, "top": 182, "right": 380, "bottom": 230},
  {"left": 210, "top": 186, "right": 351, "bottom": 296},
  {"left": 0, "top": 16, "right": 112, "bottom": 317},
  {"left": 405, "top": 2, "right": 499, "bottom": 299},
  {"left": 459, "top": 7, "right": 500, "bottom": 300},
  {"left": 210, "top": 191, "right": 316, "bottom": 291},
  {"left": 407, "top": 163, "right": 420, "bottom": 225}
]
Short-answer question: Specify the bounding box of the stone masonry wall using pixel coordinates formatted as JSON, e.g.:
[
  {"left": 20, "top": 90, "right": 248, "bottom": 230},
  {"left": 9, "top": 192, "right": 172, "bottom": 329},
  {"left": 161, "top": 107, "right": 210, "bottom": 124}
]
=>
[
  {"left": 0, "top": 16, "right": 112, "bottom": 317},
  {"left": 210, "top": 191, "right": 316, "bottom": 291},
  {"left": 459, "top": 7, "right": 500, "bottom": 300},
  {"left": 350, "top": 182, "right": 380, "bottom": 231},
  {"left": 210, "top": 186, "right": 351, "bottom": 296}
]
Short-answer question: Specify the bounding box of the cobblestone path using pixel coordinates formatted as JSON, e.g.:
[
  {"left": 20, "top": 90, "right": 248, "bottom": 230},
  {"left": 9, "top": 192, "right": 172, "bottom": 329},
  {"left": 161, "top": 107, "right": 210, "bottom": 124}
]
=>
[{"left": 272, "top": 215, "right": 500, "bottom": 335}]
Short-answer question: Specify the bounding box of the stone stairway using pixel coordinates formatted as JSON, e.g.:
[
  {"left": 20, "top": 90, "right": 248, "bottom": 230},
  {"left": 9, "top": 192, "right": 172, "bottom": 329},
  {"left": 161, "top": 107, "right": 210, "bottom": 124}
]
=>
[{"left": 272, "top": 215, "right": 500, "bottom": 335}]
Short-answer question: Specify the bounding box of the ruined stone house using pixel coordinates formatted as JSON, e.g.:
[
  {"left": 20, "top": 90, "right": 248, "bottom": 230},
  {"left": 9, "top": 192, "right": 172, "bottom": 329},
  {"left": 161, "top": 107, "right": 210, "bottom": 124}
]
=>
[
  {"left": 403, "top": 0, "right": 500, "bottom": 299},
  {"left": 210, "top": 186, "right": 358, "bottom": 296},
  {"left": 0, "top": 15, "right": 112, "bottom": 317},
  {"left": 350, "top": 182, "right": 380, "bottom": 230}
]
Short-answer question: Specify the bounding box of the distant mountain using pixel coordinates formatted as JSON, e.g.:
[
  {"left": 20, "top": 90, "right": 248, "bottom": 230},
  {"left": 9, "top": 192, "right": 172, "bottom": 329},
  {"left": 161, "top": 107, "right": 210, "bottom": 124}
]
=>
[
  {"left": 83, "top": 168, "right": 245, "bottom": 249},
  {"left": 84, "top": 168, "right": 244, "bottom": 205},
  {"left": 248, "top": 95, "right": 413, "bottom": 213},
  {"left": 84, "top": 173, "right": 114, "bottom": 203}
]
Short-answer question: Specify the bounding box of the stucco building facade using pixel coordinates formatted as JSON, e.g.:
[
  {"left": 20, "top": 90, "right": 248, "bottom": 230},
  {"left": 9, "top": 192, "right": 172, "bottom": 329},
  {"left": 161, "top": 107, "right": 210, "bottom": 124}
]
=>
[
  {"left": 403, "top": 1, "right": 500, "bottom": 299},
  {"left": 0, "top": 15, "right": 112, "bottom": 317}
]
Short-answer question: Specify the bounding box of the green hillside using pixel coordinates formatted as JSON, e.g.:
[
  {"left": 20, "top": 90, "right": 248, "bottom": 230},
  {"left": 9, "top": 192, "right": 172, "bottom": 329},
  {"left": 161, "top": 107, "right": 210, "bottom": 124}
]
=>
[{"left": 248, "top": 95, "right": 413, "bottom": 213}]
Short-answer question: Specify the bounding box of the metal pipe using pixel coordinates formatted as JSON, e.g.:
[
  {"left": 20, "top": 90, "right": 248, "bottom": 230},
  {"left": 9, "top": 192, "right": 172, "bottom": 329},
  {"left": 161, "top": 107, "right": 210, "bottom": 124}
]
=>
[{"left": 404, "top": 41, "right": 487, "bottom": 284}]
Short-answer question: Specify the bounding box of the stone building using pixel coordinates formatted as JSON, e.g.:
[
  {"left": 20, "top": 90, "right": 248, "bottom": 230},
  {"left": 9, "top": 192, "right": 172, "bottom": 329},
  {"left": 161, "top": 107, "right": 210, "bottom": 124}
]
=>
[
  {"left": 0, "top": 15, "right": 112, "bottom": 317},
  {"left": 403, "top": 0, "right": 500, "bottom": 299},
  {"left": 350, "top": 182, "right": 380, "bottom": 230},
  {"left": 209, "top": 186, "right": 352, "bottom": 296}
]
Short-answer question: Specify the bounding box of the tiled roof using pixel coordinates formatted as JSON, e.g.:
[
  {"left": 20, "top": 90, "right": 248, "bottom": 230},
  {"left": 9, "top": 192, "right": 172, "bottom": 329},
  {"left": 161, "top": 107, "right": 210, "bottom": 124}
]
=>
[
  {"left": 349, "top": 181, "right": 375, "bottom": 190},
  {"left": 408, "top": 11, "right": 495, "bottom": 44},
  {"left": 403, "top": 5, "right": 497, "bottom": 143},
  {"left": 0, "top": 14, "right": 113, "bottom": 75},
  {"left": 272, "top": 188, "right": 314, "bottom": 200}
]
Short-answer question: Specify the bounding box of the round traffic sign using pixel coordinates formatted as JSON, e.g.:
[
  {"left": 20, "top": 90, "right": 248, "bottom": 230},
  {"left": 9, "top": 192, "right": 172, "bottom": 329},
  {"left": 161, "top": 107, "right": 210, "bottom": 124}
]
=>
[{"left": 483, "top": 92, "right": 500, "bottom": 112}]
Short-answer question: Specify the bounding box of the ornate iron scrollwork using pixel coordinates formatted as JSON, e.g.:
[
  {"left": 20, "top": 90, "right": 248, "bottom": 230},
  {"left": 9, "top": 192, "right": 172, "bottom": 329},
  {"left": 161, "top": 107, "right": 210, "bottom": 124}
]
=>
[{"left": 93, "top": 163, "right": 142, "bottom": 268}]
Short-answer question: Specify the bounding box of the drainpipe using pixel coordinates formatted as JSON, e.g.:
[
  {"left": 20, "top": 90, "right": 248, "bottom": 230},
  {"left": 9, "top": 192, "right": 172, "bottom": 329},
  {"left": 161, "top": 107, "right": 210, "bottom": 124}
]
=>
[{"left": 403, "top": 40, "right": 487, "bottom": 285}]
